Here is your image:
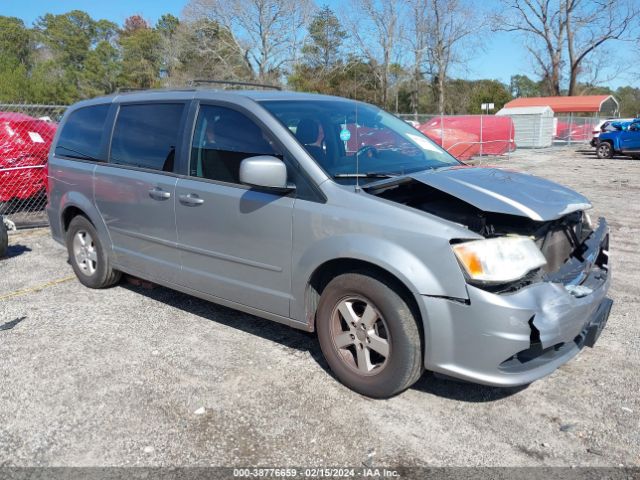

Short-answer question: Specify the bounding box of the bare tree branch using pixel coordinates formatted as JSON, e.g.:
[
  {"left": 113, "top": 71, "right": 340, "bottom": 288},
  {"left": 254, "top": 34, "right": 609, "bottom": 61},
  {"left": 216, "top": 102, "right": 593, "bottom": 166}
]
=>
[
  {"left": 497, "top": 0, "right": 638, "bottom": 95},
  {"left": 421, "top": 0, "right": 487, "bottom": 114},
  {"left": 347, "top": 0, "right": 403, "bottom": 107},
  {"left": 183, "top": 0, "right": 313, "bottom": 82},
  {"left": 495, "top": 0, "right": 565, "bottom": 95}
]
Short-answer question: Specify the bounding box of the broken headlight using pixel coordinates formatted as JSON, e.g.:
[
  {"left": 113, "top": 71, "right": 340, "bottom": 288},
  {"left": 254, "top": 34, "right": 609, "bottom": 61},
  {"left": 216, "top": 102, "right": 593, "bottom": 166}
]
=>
[{"left": 452, "top": 236, "right": 547, "bottom": 283}]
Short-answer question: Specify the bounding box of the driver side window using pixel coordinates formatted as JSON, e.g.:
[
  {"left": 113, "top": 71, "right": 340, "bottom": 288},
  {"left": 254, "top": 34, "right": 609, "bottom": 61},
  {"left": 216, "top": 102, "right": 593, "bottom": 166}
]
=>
[{"left": 190, "top": 105, "right": 281, "bottom": 184}]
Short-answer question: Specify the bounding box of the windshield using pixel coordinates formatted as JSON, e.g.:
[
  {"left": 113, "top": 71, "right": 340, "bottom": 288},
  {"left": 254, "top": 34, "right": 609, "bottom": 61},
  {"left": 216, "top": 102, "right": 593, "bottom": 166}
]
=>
[{"left": 260, "top": 99, "right": 460, "bottom": 183}]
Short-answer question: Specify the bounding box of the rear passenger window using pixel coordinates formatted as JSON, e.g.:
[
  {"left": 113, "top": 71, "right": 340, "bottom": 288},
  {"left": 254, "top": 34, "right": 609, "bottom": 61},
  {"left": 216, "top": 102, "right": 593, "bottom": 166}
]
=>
[
  {"left": 55, "top": 104, "right": 110, "bottom": 161},
  {"left": 190, "top": 105, "right": 280, "bottom": 184},
  {"left": 110, "top": 103, "right": 185, "bottom": 172}
]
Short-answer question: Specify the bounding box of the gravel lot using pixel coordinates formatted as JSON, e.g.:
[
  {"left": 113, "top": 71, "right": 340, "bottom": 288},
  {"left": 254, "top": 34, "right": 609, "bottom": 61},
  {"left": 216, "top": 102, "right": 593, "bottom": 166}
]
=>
[{"left": 0, "top": 146, "right": 638, "bottom": 468}]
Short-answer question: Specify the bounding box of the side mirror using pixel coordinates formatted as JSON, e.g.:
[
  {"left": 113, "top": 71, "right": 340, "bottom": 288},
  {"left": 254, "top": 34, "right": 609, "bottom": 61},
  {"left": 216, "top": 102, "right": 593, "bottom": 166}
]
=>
[{"left": 239, "top": 156, "right": 294, "bottom": 191}]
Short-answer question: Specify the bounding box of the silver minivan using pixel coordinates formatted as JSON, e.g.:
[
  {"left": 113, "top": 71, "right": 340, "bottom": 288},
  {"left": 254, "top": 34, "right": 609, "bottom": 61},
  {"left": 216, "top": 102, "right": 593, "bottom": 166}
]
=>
[{"left": 47, "top": 89, "right": 612, "bottom": 397}]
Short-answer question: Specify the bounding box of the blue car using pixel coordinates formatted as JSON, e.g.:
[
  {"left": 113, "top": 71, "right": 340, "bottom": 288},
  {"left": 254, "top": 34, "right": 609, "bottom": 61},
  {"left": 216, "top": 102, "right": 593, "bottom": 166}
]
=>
[{"left": 597, "top": 119, "right": 640, "bottom": 159}]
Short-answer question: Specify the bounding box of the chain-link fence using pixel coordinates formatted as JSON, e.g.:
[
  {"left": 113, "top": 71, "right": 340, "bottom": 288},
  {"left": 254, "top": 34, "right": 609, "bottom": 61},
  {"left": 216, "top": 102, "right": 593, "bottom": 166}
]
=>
[
  {"left": 397, "top": 113, "right": 596, "bottom": 158},
  {"left": 553, "top": 115, "right": 600, "bottom": 144},
  {"left": 0, "top": 104, "right": 66, "bottom": 228},
  {"left": 397, "top": 114, "right": 517, "bottom": 160}
]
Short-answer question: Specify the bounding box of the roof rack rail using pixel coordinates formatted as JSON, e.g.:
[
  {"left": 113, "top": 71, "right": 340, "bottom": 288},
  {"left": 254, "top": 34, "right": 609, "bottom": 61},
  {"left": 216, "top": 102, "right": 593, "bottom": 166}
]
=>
[
  {"left": 189, "top": 79, "right": 282, "bottom": 91},
  {"left": 115, "top": 87, "right": 146, "bottom": 93}
]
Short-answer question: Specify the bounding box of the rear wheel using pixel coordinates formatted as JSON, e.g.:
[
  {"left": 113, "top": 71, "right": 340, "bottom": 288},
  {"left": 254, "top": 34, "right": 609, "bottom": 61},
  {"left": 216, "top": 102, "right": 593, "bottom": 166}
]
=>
[
  {"left": 316, "top": 272, "right": 424, "bottom": 398},
  {"left": 596, "top": 142, "right": 613, "bottom": 159},
  {"left": 0, "top": 218, "right": 7, "bottom": 258},
  {"left": 66, "top": 216, "right": 121, "bottom": 288}
]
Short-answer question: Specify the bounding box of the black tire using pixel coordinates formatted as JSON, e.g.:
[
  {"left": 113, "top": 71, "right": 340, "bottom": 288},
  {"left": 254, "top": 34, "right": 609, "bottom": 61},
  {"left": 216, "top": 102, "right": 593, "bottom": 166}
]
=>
[
  {"left": 0, "top": 218, "right": 7, "bottom": 259},
  {"left": 66, "top": 216, "right": 121, "bottom": 288},
  {"left": 316, "top": 272, "right": 424, "bottom": 398},
  {"left": 596, "top": 142, "right": 613, "bottom": 159}
]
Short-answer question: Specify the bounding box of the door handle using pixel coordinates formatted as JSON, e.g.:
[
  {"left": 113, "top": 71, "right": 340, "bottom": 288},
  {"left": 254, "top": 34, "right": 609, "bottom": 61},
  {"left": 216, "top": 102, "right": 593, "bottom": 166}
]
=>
[
  {"left": 149, "top": 187, "right": 171, "bottom": 200},
  {"left": 179, "top": 194, "right": 204, "bottom": 206}
]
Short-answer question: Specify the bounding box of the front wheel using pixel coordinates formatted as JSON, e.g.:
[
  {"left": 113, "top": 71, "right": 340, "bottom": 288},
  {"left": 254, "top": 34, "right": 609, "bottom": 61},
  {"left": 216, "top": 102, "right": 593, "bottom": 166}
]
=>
[
  {"left": 596, "top": 142, "right": 613, "bottom": 159},
  {"left": 66, "top": 216, "right": 121, "bottom": 289},
  {"left": 316, "top": 272, "right": 424, "bottom": 398}
]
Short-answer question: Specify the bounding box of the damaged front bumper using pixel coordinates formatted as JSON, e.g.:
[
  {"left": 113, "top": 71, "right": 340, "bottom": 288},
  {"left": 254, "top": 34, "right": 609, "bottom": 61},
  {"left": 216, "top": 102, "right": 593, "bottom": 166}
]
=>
[{"left": 422, "top": 218, "right": 612, "bottom": 387}]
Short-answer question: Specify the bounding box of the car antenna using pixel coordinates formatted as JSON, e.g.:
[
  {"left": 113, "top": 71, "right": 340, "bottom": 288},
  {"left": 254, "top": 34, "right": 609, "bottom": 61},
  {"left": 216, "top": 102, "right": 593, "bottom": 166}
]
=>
[
  {"left": 345, "top": 109, "right": 360, "bottom": 192},
  {"left": 354, "top": 85, "right": 360, "bottom": 192}
]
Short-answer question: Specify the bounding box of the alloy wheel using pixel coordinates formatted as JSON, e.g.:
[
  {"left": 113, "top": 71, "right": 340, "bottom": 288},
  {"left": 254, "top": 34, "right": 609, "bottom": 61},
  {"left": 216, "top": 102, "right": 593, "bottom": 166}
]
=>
[
  {"left": 330, "top": 296, "right": 390, "bottom": 375},
  {"left": 72, "top": 229, "right": 98, "bottom": 276},
  {"left": 597, "top": 143, "right": 611, "bottom": 158}
]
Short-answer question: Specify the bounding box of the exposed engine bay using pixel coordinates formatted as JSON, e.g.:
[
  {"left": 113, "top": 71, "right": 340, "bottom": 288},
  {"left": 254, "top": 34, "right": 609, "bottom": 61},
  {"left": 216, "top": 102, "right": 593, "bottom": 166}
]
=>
[{"left": 369, "top": 180, "right": 596, "bottom": 290}]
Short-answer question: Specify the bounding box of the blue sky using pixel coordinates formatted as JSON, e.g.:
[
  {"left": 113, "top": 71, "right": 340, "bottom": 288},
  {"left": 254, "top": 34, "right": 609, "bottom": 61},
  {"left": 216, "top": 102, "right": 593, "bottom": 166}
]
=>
[{"left": 2, "top": 0, "right": 634, "bottom": 89}]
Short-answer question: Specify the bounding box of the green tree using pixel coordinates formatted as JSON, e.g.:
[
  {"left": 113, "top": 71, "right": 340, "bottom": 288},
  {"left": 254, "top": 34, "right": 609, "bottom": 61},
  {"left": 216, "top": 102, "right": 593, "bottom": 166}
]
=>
[
  {"left": 80, "top": 41, "right": 120, "bottom": 97},
  {"left": 156, "top": 14, "right": 180, "bottom": 37},
  {"left": 32, "top": 11, "right": 119, "bottom": 101},
  {"left": 81, "top": 19, "right": 120, "bottom": 97},
  {"left": 119, "top": 20, "right": 162, "bottom": 89},
  {"left": 0, "top": 16, "right": 31, "bottom": 65},
  {"left": 156, "top": 14, "right": 181, "bottom": 81},
  {"left": 289, "top": 6, "right": 354, "bottom": 103},
  {"left": 27, "top": 60, "right": 79, "bottom": 104},
  {"left": 34, "top": 10, "right": 97, "bottom": 70},
  {"left": 95, "top": 19, "right": 120, "bottom": 44},
  {"left": 468, "top": 80, "right": 512, "bottom": 113},
  {"left": 615, "top": 86, "right": 640, "bottom": 117},
  {"left": 423, "top": 78, "right": 513, "bottom": 114},
  {"left": 509, "top": 75, "right": 542, "bottom": 98},
  {"left": 301, "top": 6, "right": 348, "bottom": 70},
  {"left": 0, "top": 59, "right": 30, "bottom": 102},
  {"left": 0, "top": 17, "right": 32, "bottom": 101}
]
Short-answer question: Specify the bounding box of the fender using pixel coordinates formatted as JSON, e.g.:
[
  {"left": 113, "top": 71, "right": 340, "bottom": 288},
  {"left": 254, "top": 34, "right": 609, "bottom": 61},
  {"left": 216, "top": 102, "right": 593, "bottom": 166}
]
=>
[
  {"left": 599, "top": 132, "right": 620, "bottom": 152},
  {"left": 59, "top": 190, "right": 114, "bottom": 255},
  {"left": 290, "top": 233, "right": 469, "bottom": 324},
  {"left": 612, "top": 136, "right": 621, "bottom": 151}
]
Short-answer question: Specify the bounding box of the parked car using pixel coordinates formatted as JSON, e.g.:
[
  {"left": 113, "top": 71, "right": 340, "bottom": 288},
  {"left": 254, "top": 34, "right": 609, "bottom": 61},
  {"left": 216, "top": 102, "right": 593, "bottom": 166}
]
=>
[
  {"left": 47, "top": 89, "right": 612, "bottom": 398},
  {"left": 0, "top": 216, "right": 7, "bottom": 258},
  {"left": 596, "top": 119, "right": 640, "bottom": 159},
  {"left": 0, "top": 112, "right": 57, "bottom": 212},
  {"left": 590, "top": 118, "right": 635, "bottom": 147}
]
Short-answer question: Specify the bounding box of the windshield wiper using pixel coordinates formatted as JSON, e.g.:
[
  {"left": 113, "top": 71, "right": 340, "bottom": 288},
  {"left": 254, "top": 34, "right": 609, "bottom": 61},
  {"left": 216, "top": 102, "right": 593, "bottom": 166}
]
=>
[{"left": 333, "top": 172, "right": 398, "bottom": 179}]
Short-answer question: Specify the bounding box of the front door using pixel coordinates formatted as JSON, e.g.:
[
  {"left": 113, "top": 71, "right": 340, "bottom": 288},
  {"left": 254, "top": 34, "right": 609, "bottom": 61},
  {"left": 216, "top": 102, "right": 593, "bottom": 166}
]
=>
[
  {"left": 620, "top": 123, "right": 640, "bottom": 153},
  {"left": 95, "top": 102, "right": 188, "bottom": 284},
  {"left": 175, "top": 104, "right": 294, "bottom": 317}
]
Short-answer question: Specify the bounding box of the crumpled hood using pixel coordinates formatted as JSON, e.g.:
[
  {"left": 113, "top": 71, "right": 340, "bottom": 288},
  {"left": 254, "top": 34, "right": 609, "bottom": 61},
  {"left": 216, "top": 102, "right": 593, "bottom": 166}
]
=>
[{"left": 390, "top": 166, "right": 591, "bottom": 221}]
